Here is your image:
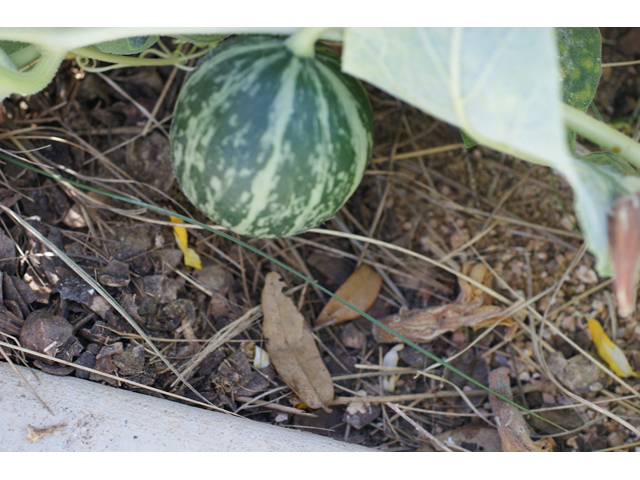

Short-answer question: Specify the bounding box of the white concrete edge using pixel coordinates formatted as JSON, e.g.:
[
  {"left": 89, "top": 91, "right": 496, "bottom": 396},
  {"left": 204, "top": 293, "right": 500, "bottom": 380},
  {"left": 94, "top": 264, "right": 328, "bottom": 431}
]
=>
[{"left": 0, "top": 362, "right": 373, "bottom": 452}]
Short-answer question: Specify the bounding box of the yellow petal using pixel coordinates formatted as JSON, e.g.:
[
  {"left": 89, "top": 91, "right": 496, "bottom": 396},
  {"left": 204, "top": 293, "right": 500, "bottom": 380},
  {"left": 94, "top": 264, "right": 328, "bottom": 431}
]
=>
[
  {"left": 170, "top": 215, "right": 202, "bottom": 270},
  {"left": 587, "top": 318, "right": 638, "bottom": 378}
]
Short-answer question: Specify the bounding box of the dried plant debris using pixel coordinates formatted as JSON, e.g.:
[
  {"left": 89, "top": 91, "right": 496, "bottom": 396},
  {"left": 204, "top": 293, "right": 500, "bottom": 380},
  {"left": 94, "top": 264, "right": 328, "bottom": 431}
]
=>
[
  {"left": 315, "top": 264, "right": 382, "bottom": 326},
  {"left": 433, "top": 426, "right": 502, "bottom": 452},
  {"left": 262, "top": 272, "right": 334, "bottom": 411},
  {"left": 25, "top": 423, "right": 67, "bottom": 444},
  {"left": 19, "top": 310, "right": 74, "bottom": 363},
  {"left": 0, "top": 229, "right": 17, "bottom": 275},
  {"left": 97, "top": 259, "right": 130, "bottom": 288},
  {"left": 489, "top": 367, "right": 556, "bottom": 452},
  {"left": 3, "top": 273, "right": 37, "bottom": 318},
  {"left": 375, "top": 263, "right": 512, "bottom": 343},
  {"left": 343, "top": 394, "right": 381, "bottom": 429}
]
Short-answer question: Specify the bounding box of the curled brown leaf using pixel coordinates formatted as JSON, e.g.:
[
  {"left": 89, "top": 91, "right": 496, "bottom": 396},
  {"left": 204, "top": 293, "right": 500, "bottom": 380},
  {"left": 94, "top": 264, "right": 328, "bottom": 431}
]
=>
[
  {"left": 315, "top": 264, "right": 382, "bottom": 326},
  {"left": 489, "top": 367, "right": 555, "bottom": 452},
  {"left": 262, "top": 272, "right": 334, "bottom": 411},
  {"left": 375, "top": 263, "right": 512, "bottom": 343}
]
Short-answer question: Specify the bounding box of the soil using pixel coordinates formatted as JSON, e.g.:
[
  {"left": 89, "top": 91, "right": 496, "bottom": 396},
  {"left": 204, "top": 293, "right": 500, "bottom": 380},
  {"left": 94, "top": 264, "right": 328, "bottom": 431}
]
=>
[{"left": 1, "top": 28, "right": 640, "bottom": 452}]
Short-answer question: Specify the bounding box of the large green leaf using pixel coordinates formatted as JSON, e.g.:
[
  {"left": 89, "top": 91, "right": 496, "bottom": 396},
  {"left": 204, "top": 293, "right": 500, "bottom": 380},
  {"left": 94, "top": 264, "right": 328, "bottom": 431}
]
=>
[
  {"left": 88, "top": 36, "right": 158, "bottom": 55},
  {"left": 172, "top": 34, "right": 228, "bottom": 46},
  {"left": 340, "top": 27, "right": 621, "bottom": 274},
  {"left": 557, "top": 27, "right": 602, "bottom": 150}
]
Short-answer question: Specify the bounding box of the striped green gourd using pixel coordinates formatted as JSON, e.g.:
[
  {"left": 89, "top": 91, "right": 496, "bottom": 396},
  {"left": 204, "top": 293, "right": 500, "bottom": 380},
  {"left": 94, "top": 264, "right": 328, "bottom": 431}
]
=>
[{"left": 170, "top": 35, "right": 373, "bottom": 238}]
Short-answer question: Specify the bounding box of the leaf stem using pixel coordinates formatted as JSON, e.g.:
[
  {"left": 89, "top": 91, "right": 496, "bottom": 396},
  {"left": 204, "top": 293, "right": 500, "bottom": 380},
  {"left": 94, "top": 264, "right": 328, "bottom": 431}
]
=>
[
  {"left": 563, "top": 103, "right": 640, "bottom": 169},
  {"left": 285, "top": 27, "right": 336, "bottom": 58},
  {"left": 0, "top": 47, "right": 65, "bottom": 95}
]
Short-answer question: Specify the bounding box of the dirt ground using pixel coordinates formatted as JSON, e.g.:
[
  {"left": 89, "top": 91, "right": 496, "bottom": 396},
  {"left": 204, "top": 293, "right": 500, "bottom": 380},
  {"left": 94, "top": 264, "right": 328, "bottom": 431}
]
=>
[{"left": 1, "top": 28, "right": 640, "bottom": 452}]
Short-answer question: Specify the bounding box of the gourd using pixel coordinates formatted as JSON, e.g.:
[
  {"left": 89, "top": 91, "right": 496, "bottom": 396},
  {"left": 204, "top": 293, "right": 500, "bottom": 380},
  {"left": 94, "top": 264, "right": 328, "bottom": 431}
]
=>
[{"left": 170, "top": 35, "right": 373, "bottom": 238}]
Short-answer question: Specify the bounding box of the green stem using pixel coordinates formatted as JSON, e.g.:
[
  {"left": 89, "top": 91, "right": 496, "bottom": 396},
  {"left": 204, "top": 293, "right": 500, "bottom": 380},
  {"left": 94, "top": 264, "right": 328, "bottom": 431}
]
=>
[
  {"left": 72, "top": 46, "right": 200, "bottom": 68},
  {"left": 563, "top": 103, "right": 640, "bottom": 169},
  {"left": 0, "top": 47, "right": 65, "bottom": 95},
  {"left": 0, "top": 28, "right": 343, "bottom": 53},
  {"left": 8, "top": 43, "right": 41, "bottom": 70},
  {"left": 285, "top": 27, "right": 336, "bottom": 57}
]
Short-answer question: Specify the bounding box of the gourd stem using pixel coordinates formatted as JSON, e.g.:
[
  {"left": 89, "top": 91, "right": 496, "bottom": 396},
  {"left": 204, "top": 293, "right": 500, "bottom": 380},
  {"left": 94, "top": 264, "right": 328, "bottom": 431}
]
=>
[
  {"left": 563, "top": 103, "right": 640, "bottom": 169},
  {"left": 285, "top": 27, "right": 335, "bottom": 58},
  {"left": 0, "top": 47, "right": 66, "bottom": 96}
]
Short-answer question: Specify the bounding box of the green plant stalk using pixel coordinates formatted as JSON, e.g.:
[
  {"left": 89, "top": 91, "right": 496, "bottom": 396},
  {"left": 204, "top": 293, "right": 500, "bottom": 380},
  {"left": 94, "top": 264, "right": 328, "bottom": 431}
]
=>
[
  {"left": 0, "top": 48, "right": 66, "bottom": 97},
  {"left": 0, "top": 28, "right": 344, "bottom": 54},
  {"left": 285, "top": 27, "right": 336, "bottom": 57},
  {"left": 563, "top": 103, "right": 640, "bottom": 168},
  {"left": 0, "top": 28, "right": 344, "bottom": 100},
  {"left": 72, "top": 46, "right": 199, "bottom": 68},
  {"left": 8, "top": 43, "right": 40, "bottom": 69},
  {"left": 0, "top": 150, "right": 562, "bottom": 429}
]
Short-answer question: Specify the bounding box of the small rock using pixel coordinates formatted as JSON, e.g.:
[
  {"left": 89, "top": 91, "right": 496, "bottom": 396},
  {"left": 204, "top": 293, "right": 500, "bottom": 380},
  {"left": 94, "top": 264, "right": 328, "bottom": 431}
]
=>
[
  {"left": 607, "top": 431, "right": 626, "bottom": 448},
  {"left": 274, "top": 413, "right": 288, "bottom": 423},
  {"left": 547, "top": 351, "right": 610, "bottom": 394},
  {"left": 340, "top": 323, "right": 366, "bottom": 350},
  {"left": 575, "top": 265, "right": 598, "bottom": 284},
  {"left": 193, "top": 266, "right": 231, "bottom": 295}
]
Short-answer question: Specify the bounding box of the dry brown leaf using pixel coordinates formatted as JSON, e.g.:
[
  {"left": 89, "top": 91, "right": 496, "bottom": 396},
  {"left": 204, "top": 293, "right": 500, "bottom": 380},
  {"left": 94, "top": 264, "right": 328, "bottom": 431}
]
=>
[
  {"left": 262, "top": 272, "right": 334, "bottom": 411},
  {"left": 315, "top": 264, "right": 382, "bottom": 326},
  {"left": 489, "top": 367, "right": 556, "bottom": 452},
  {"left": 374, "top": 263, "right": 513, "bottom": 343}
]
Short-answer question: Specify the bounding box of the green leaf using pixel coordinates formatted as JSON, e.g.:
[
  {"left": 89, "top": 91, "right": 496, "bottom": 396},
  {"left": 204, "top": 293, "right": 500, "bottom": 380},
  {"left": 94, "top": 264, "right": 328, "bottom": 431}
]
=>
[
  {"left": 558, "top": 28, "right": 601, "bottom": 112},
  {"left": 172, "top": 34, "right": 228, "bottom": 46},
  {"left": 557, "top": 27, "right": 602, "bottom": 150},
  {"left": 339, "top": 27, "right": 617, "bottom": 275},
  {"left": 0, "top": 40, "right": 29, "bottom": 56},
  {"left": 88, "top": 36, "right": 158, "bottom": 55},
  {"left": 582, "top": 150, "right": 637, "bottom": 177},
  {"left": 460, "top": 129, "right": 477, "bottom": 148}
]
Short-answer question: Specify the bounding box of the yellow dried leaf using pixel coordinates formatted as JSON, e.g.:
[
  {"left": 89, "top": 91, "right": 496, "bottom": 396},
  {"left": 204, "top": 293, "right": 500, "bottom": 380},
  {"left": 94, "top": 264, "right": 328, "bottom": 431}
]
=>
[
  {"left": 587, "top": 317, "right": 638, "bottom": 378},
  {"left": 315, "top": 264, "right": 382, "bottom": 326},
  {"left": 170, "top": 215, "right": 202, "bottom": 270}
]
